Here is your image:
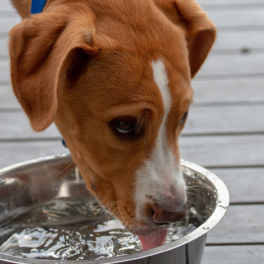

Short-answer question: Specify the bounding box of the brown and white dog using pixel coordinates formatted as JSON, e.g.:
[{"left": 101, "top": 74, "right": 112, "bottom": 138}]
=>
[{"left": 9, "top": 0, "right": 216, "bottom": 250}]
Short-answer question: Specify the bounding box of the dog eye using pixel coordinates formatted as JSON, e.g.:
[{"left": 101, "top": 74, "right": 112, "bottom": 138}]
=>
[
  {"left": 116, "top": 119, "right": 134, "bottom": 134},
  {"left": 109, "top": 117, "right": 138, "bottom": 137},
  {"left": 180, "top": 111, "right": 188, "bottom": 126}
]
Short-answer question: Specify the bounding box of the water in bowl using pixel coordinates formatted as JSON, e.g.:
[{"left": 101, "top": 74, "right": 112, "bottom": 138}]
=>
[{"left": 0, "top": 196, "right": 206, "bottom": 261}]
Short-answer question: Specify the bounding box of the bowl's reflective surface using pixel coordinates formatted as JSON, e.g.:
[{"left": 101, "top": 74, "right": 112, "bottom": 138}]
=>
[{"left": 0, "top": 155, "right": 229, "bottom": 264}]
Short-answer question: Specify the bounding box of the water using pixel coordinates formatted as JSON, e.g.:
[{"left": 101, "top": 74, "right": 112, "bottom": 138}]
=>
[{"left": 0, "top": 197, "right": 203, "bottom": 261}]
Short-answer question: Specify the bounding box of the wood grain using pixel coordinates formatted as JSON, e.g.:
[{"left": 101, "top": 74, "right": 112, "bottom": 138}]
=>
[
  {"left": 1, "top": 0, "right": 15, "bottom": 11},
  {"left": 185, "top": 105, "right": 264, "bottom": 134},
  {"left": 0, "top": 60, "right": 11, "bottom": 83},
  {"left": 211, "top": 168, "right": 264, "bottom": 203},
  {"left": 0, "top": 85, "right": 18, "bottom": 108},
  {"left": 0, "top": 112, "right": 61, "bottom": 139},
  {"left": 203, "top": 245, "right": 264, "bottom": 264},
  {"left": 0, "top": 37, "right": 8, "bottom": 57},
  {"left": 1, "top": 105, "right": 264, "bottom": 139},
  {"left": 207, "top": 205, "right": 264, "bottom": 244},
  {"left": 2, "top": 25, "right": 264, "bottom": 57},
  {"left": 198, "top": 53, "right": 264, "bottom": 77},
  {"left": 214, "top": 31, "right": 264, "bottom": 51},
  {"left": 0, "top": 141, "right": 69, "bottom": 169},
  {"left": 1, "top": 53, "right": 264, "bottom": 82},
  {"left": 192, "top": 78, "right": 264, "bottom": 103},
  {"left": 198, "top": 0, "right": 264, "bottom": 4},
  {"left": 0, "top": 135, "right": 264, "bottom": 169},
  {"left": 3, "top": 0, "right": 264, "bottom": 11},
  {"left": 2, "top": 78, "right": 264, "bottom": 109},
  {"left": 210, "top": 9, "right": 264, "bottom": 29},
  {"left": 0, "top": 15, "right": 21, "bottom": 34},
  {"left": 1, "top": 6, "right": 264, "bottom": 34},
  {"left": 179, "top": 135, "right": 264, "bottom": 167}
]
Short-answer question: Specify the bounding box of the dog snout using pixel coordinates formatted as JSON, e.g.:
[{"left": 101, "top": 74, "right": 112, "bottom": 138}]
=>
[{"left": 149, "top": 197, "right": 187, "bottom": 224}]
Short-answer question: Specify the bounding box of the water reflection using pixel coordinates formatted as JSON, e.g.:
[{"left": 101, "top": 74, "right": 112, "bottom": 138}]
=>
[{"left": 0, "top": 197, "right": 201, "bottom": 260}]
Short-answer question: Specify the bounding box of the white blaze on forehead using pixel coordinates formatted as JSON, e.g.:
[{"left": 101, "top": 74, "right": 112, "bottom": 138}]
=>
[
  {"left": 134, "top": 59, "right": 186, "bottom": 222},
  {"left": 152, "top": 60, "right": 171, "bottom": 114}
]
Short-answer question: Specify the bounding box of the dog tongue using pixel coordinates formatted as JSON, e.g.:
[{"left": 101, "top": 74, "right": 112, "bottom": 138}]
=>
[{"left": 138, "top": 229, "right": 167, "bottom": 251}]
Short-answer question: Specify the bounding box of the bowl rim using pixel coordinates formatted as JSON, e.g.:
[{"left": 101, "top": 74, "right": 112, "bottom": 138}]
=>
[{"left": 0, "top": 154, "right": 229, "bottom": 264}]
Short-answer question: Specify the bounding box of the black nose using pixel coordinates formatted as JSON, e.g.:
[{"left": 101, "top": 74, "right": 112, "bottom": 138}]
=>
[{"left": 150, "top": 199, "right": 187, "bottom": 224}]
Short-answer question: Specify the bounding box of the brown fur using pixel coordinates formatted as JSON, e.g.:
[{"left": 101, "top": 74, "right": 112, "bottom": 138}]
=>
[
  {"left": 10, "top": 0, "right": 31, "bottom": 18},
  {"left": 9, "top": 0, "right": 216, "bottom": 232}
]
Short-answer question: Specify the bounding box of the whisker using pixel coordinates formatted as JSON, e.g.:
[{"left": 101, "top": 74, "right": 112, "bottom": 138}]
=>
[
  {"left": 137, "top": 115, "right": 145, "bottom": 136},
  {"left": 53, "top": 161, "right": 75, "bottom": 178},
  {"left": 186, "top": 200, "right": 201, "bottom": 208},
  {"left": 186, "top": 191, "right": 208, "bottom": 205}
]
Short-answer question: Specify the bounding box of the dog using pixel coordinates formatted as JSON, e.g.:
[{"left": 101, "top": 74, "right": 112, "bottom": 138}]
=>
[{"left": 9, "top": 0, "right": 216, "bottom": 250}]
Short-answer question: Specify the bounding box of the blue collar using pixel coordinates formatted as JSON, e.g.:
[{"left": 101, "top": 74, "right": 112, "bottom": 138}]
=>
[{"left": 31, "top": 0, "right": 47, "bottom": 14}]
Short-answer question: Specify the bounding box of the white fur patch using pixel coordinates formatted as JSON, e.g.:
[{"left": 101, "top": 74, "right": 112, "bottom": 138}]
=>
[{"left": 134, "top": 59, "right": 186, "bottom": 223}]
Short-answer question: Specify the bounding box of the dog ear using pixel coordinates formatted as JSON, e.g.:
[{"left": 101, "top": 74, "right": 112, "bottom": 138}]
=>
[
  {"left": 9, "top": 4, "right": 97, "bottom": 131},
  {"left": 156, "top": 0, "right": 216, "bottom": 78},
  {"left": 10, "top": 0, "right": 31, "bottom": 18}
]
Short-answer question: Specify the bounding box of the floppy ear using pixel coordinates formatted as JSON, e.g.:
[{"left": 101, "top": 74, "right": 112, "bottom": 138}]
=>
[
  {"left": 9, "top": 4, "right": 97, "bottom": 131},
  {"left": 10, "top": 0, "right": 31, "bottom": 18},
  {"left": 156, "top": 0, "right": 216, "bottom": 78}
]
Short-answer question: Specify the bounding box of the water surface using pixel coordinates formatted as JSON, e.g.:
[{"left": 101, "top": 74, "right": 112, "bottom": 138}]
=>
[{"left": 0, "top": 197, "right": 202, "bottom": 260}]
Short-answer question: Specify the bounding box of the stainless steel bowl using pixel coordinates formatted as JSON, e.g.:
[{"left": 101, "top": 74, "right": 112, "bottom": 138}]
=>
[{"left": 0, "top": 154, "right": 229, "bottom": 264}]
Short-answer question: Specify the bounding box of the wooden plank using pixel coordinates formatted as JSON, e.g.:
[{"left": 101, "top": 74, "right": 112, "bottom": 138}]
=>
[
  {"left": 2, "top": 0, "right": 261, "bottom": 13},
  {"left": 209, "top": 9, "right": 264, "bottom": 29},
  {"left": 2, "top": 78, "right": 264, "bottom": 109},
  {"left": 0, "top": 85, "right": 18, "bottom": 109},
  {"left": 1, "top": 8, "right": 264, "bottom": 35},
  {"left": 214, "top": 31, "right": 264, "bottom": 51},
  {"left": 3, "top": 32, "right": 264, "bottom": 57},
  {"left": 1, "top": 53, "right": 264, "bottom": 83},
  {"left": 207, "top": 205, "right": 264, "bottom": 244},
  {"left": 1, "top": 105, "right": 264, "bottom": 139},
  {"left": 203, "top": 245, "right": 264, "bottom": 264},
  {"left": 0, "top": 135, "right": 263, "bottom": 169},
  {"left": 0, "top": 60, "right": 11, "bottom": 83},
  {"left": 192, "top": 78, "right": 264, "bottom": 103},
  {"left": 198, "top": 53, "right": 264, "bottom": 77},
  {"left": 179, "top": 135, "right": 264, "bottom": 167},
  {"left": 0, "top": 37, "right": 8, "bottom": 57},
  {"left": 2, "top": 0, "right": 261, "bottom": 12},
  {"left": 185, "top": 105, "right": 264, "bottom": 134},
  {"left": 211, "top": 168, "right": 264, "bottom": 203},
  {"left": 2, "top": 78, "right": 264, "bottom": 108},
  {"left": 5, "top": 144, "right": 262, "bottom": 204},
  {"left": 0, "top": 15, "right": 21, "bottom": 35},
  {"left": 1, "top": 0, "right": 264, "bottom": 11},
  {"left": 198, "top": 0, "right": 264, "bottom": 5},
  {"left": 0, "top": 147, "right": 263, "bottom": 205},
  {"left": 1, "top": 20, "right": 264, "bottom": 54},
  {"left": 3, "top": 0, "right": 264, "bottom": 11},
  {"left": 0, "top": 141, "right": 69, "bottom": 169},
  {"left": 1, "top": 0, "right": 16, "bottom": 12},
  {"left": 0, "top": 112, "right": 61, "bottom": 139}
]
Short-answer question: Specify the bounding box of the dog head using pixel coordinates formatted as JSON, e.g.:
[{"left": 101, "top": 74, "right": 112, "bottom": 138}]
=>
[{"left": 9, "top": 0, "right": 215, "bottom": 237}]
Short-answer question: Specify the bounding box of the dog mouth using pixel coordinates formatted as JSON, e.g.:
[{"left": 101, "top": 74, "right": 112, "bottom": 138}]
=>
[
  {"left": 131, "top": 225, "right": 169, "bottom": 251},
  {"left": 126, "top": 222, "right": 170, "bottom": 250},
  {"left": 137, "top": 229, "right": 168, "bottom": 250}
]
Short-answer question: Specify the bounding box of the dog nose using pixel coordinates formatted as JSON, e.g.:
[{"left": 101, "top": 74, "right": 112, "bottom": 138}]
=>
[{"left": 150, "top": 200, "right": 187, "bottom": 224}]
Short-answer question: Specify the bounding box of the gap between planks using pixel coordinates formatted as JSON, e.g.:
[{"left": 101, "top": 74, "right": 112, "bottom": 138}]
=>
[
  {"left": 206, "top": 242, "right": 264, "bottom": 246},
  {"left": 2, "top": 132, "right": 264, "bottom": 142}
]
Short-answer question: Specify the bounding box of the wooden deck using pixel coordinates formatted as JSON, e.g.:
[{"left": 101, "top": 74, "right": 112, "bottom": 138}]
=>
[{"left": 1, "top": 0, "right": 264, "bottom": 263}]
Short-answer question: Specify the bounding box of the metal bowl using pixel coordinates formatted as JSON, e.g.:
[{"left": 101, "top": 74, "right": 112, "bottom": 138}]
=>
[{"left": 0, "top": 154, "right": 229, "bottom": 264}]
